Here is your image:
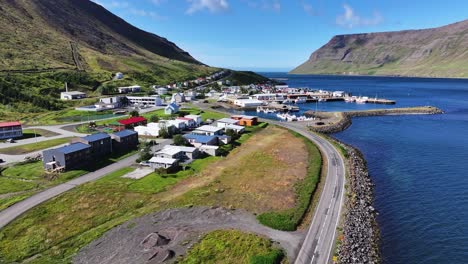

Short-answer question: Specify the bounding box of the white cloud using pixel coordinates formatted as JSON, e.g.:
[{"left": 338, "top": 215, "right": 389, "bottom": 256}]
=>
[
  {"left": 301, "top": 1, "right": 318, "bottom": 16},
  {"left": 186, "top": 0, "right": 230, "bottom": 14},
  {"left": 336, "top": 4, "right": 383, "bottom": 28}
]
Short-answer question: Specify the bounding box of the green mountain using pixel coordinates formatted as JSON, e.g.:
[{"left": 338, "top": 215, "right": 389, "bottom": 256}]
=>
[
  {"left": 291, "top": 20, "right": 468, "bottom": 78},
  {"left": 0, "top": 0, "right": 202, "bottom": 72}
]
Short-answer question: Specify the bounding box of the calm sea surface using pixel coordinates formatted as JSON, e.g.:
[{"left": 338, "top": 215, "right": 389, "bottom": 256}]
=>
[{"left": 253, "top": 73, "right": 468, "bottom": 264}]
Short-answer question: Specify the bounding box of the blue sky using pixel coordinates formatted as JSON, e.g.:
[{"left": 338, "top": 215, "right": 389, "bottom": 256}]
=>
[{"left": 92, "top": 0, "right": 467, "bottom": 71}]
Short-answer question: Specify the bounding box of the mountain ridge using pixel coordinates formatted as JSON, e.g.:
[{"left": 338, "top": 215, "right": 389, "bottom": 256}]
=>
[{"left": 291, "top": 20, "right": 468, "bottom": 78}]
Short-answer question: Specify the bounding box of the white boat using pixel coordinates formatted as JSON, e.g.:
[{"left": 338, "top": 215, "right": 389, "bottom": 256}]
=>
[
  {"left": 294, "top": 97, "right": 307, "bottom": 104},
  {"left": 344, "top": 96, "right": 357, "bottom": 102},
  {"left": 356, "top": 96, "right": 369, "bottom": 104}
]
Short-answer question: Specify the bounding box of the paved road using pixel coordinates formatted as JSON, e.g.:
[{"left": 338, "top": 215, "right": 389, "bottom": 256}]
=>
[
  {"left": 195, "top": 103, "right": 346, "bottom": 264},
  {"left": 0, "top": 139, "right": 172, "bottom": 230}
]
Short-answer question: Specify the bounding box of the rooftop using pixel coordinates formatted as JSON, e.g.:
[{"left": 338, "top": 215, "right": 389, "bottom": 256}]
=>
[
  {"left": 195, "top": 125, "right": 223, "bottom": 133},
  {"left": 164, "top": 145, "right": 197, "bottom": 153},
  {"left": 113, "top": 129, "right": 137, "bottom": 138},
  {"left": 226, "top": 124, "right": 245, "bottom": 130},
  {"left": 118, "top": 116, "right": 147, "bottom": 125},
  {"left": 217, "top": 118, "right": 239, "bottom": 124},
  {"left": 81, "top": 133, "right": 110, "bottom": 142},
  {"left": 0, "top": 121, "right": 21, "bottom": 128},
  {"left": 57, "top": 142, "right": 91, "bottom": 154},
  {"left": 183, "top": 134, "right": 217, "bottom": 144},
  {"left": 61, "top": 91, "right": 86, "bottom": 95},
  {"left": 149, "top": 157, "right": 178, "bottom": 164}
]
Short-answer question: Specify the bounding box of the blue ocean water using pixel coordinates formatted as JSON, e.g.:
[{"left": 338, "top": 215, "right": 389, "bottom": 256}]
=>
[{"left": 257, "top": 73, "right": 468, "bottom": 264}]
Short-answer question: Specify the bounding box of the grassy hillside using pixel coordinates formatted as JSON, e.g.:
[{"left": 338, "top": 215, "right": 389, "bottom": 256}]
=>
[{"left": 291, "top": 20, "right": 468, "bottom": 78}]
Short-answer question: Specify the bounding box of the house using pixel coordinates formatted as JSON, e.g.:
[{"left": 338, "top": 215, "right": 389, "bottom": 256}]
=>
[
  {"left": 115, "top": 72, "right": 124, "bottom": 80},
  {"left": 157, "top": 87, "right": 168, "bottom": 95},
  {"left": 193, "top": 125, "right": 224, "bottom": 136},
  {"left": 0, "top": 121, "right": 23, "bottom": 140},
  {"left": 148, "top": 157, "right": 179, "bottom": 170},
  {"left": 74, "top": 133, "right": 112, "bottom": 158},
  {"left": 166, "top": 119, "right": 187, "bottom": 131},
  {"left": 127, "top": 95, "right": 163, "bottom": 106},
  {"left": 60, "top": 91, "right": 86, "bottom": 100},
  {"left": 118, "top": 85, "right": 141, "bottom": 94},
  {"left": 176, "top": 117, "right": 197, "bottom": 128},
  {"left": 217, "top": 135, "right": 231, "bottom": 145},
  {"left": 118, "top": 116, "right": 147, "bottom": 129},
  {"left": 231, "top": 115, "right": 258, "bottom": 126},
  {"left": 225, "top": 124, "right": 245, "bottom": 134},
  {"left": 216, "top": 118, "right": 239, "bottom": 128},
  {"left": 43, "top": 143, "right": 91, "bottom": 171},
  {"left": 154, "top": 147, "right": 184, "bottom": 160},
  {"left": 163, "top": 146, "right": 200, "bottom": 160},
  {"left": 185, "top": 115, "right": 202, "bottom": 126},
  {"left": 135, "top": 122, "right": 176, "bottom": 137},
  {"left": 198, "top": 145, "right": 219, "bottom": 156},
  {"left": 99, "top": 96, "right": 123, "bottom": 108},
  {"left": 165, "top": 102, "right": 179, "bottom": 115},
  {"left": 171, "top": 93, "right": 185, "bottom": 103},
  {"left": 183, "top": 134, "right": 218, "bottom": 148},
  {"left": 111, "top": 130, "right": 138, "bottom": 153}
]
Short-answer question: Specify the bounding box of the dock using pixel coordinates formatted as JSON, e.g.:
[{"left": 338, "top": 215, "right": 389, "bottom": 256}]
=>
[{"left": 365, "top": 98, "right": 396, "bottom": 105}]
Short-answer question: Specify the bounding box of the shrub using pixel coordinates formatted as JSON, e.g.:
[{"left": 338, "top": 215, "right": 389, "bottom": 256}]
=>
[{"left": 250, "top": 249, "right": 284, "bottom": 264}]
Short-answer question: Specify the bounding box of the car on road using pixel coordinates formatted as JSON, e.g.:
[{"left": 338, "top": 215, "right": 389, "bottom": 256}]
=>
[{"left": 6, "top": 138, "right": 15, "bottom": 143}]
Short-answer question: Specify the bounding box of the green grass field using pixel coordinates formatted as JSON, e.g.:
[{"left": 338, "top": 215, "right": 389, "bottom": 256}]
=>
[
  {"left": 0, "top": 137, "right": 74, "bottom": 155},
  {"left": 179, "top": 230, "right": 284, "bottom": 264}
]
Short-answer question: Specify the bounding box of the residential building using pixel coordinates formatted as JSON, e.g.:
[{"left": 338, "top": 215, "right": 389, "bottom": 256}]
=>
[
  {"left": 154, "top": 147, "right": 184, "bottom": 160},
  {"left": 118, "top": 85, "right": 141, "bottom": 94},
  {"left": 165, "top": 102, "right": 179, "bottom": 115},
  {"left": 176, "top": 117, "right": 197, "bottom": 128},
  {"left": 43, "top": 143, "right": 91, "bottom": 171},
  {"left": 134, "top": 122, "right": 176, "bottom": 137},
  {"left": 161, "top": 145, "right": 200, "bottom": 160},
  {"left": 74, "top": 133, "right": 112, "bottom": 158},
  {"left": 193, "top": 125, "right": 224, "bottom": 136},
  {"left": 185, "top": 115, "right": 202, "bottom": 126},
  {"left": 166, "top": 119, "right": 187, "bottom": 131},
  {"left": 111, "top": 130, "right": 138, "bottom": 153},
  {"left": 217, "top": 135, "right": 231, "bottom": 145},
  {"left": 216, "top": 118, "right": 239, "bottom": 128},
  {"left": 117, "top": 116, "right": 147, "bottom": 129},
  {"left": 225, "top": 124, "right": 245, "bottom": 134},
  {"left": 198, "top": 145, "right": 219, "bottom": 156},
  {"left": 60, "top": 91, "right": 86, "bottom": 100},
  {"left": 171, "top": 93, "right": 185, "bottom": 103},
  {"left": 148, "top": 157, "right": 178, "bottom": 169},
  {"left": 233, "top": 99, "right": 263, "bottom": 107},
  {"left": 231, "top": 115, "right": 259, "bottom": 126},
  {"left": 183, "top": 134, "right": 218, "bottom": 148},
  {"left": 0, "top": 121, "right": 22, "bottom": 140}
]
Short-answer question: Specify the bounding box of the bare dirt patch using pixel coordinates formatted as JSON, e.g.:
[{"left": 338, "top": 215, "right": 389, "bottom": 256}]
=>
[{"left": 73, "top": 207, "right": 304, "bottom": 264}]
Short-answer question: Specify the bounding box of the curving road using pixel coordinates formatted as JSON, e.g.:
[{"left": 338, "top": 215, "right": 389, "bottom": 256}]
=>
[
  {"left": 195, "top": 103, "right": 347, "bottom": 264},
  {"left": 270, "top": 121, "right": 346, "bottom": 264}
]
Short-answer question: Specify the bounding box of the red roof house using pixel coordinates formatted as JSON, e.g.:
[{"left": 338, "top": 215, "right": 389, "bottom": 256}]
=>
[
  {"left": 0, "top": 121, "right": 23, "bottom": 139},
  {"left": 117, "top": 116, "right": 147, "bottom": 129}
]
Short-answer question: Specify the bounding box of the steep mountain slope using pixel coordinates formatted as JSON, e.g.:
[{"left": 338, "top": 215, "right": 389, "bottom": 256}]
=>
[
  {"left": 291, "top": 20, "right": 468, "bottom": 78},
  {"left": 0, "top": 0, "right": 201, "bottom": 72}
]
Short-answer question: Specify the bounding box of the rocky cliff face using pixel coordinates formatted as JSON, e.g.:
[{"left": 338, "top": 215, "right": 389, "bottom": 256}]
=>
[{"left": 291, "top": 20, "right": 468, "bottom": 78}]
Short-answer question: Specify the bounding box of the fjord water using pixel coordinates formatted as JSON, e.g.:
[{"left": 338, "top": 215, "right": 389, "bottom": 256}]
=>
[{"left": 260, "top": 73, "right": 468, "bottom": 263}]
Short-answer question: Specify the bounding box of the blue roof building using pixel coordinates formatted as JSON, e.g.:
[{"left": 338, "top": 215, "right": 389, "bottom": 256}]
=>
[
  {"left": 42, "top": 143, "right": 91, "bottom": 171},
  {"left": 74, "top": 132, "right": 112, "bottom": 157},
  {"left": 183, "top": 134, "right": 218, "bottom": 146}
]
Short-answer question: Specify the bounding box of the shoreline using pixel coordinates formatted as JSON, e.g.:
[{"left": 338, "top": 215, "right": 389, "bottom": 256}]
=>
[{"left": 286, "top": 72, "right": 468, "bottom": 81}]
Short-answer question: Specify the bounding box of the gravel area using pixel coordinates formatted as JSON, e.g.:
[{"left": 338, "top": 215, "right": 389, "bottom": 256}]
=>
[{"left": 74, "top": 207, "right": 305, "bottom": 264}]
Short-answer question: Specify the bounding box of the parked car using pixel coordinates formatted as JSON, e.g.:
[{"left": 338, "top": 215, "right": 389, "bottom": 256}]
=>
[{"left": 6, "top": 138, "right": 15, "bottom": 143}]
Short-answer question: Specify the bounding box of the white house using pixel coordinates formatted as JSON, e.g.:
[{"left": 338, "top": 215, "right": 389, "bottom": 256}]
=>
[
  {"left": 233, "top": 99, "right": 263, "bottom": 107},
  {"left": 185, "top": 115, "right": 202, "bottom": 126},
  {"left": 115, "top": 72, "right": 124, "bottom": 80},
  {"left": 225, "top": 124, "right": 245, "bottom": 134},
  {"left": 134, "top": 122, "right": 175, "bottom": 137},
  {"left": 166, "top": 119, "right": 186, "bottom": 131},
  {"left": 198, "top": 145, "right": 219, "bottom": 156},
  {"left": 193, "top": 125, "right": 224, "bottom": 136},
  {"left": 118, "top": 85, "right": 141, "bottom": 94},
  {"left": 216, "top": 118, "right": 239, "bottom": 128},
  {"left": 176, "top": 117, "right": 197, "bottom": 128},
  {"left": 165, "top": 102, "right": 179, "bottom": 115},
  {"left": 148, "top": 157, "right": 178, "bottom": 169},
  {"left": 171, "top": 93, "right": 185, "bottom": 103},
  {"left": 60, "top": 91, "right": 86, "bottom": 100},
  {"left": 160, "top": 145, "right": 200, "bottom": 160}
]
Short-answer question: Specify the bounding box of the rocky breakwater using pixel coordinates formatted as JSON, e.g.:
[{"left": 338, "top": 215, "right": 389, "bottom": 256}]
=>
[
  {"left": 305, "top": 106, "right": 443, "bottom": 134},
  {"left": 336, "top": 142, "right": 380, "bottom": 263}
]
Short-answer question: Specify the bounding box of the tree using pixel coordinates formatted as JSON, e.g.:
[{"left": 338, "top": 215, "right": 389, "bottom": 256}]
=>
[
  {"left": 137, "top": 146, "right": 152, "bottom": 162},
  {"left": 173, "top": 134, "right": 188, "bottom": 146},
  {"left": 150, "top": 115, "right": 159, "bottom": 123},
  {"left": 225, "top": 129, "right": 240, "bottom": 141},
  {"left": 129, "top": 110, "right": 139, "bottom": 117},
  {"left": 159, "top": 126, "right": 170, "bottom": 139}
]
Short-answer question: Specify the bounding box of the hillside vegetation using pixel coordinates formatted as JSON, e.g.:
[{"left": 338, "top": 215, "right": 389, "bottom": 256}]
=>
[{"left": 291, "top": 20, "right": 468, "bottom": 78}]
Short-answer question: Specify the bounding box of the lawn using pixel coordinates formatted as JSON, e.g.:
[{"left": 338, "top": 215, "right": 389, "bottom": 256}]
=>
[
  {"left": 22, "top": 129, "right": 60, "bottom": 138},
  {"left": 179, "top": 230, "right": 284, "bottom": 264},
  {"left": 0, "top": 137, "right": 74, "bottom": 155}
]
